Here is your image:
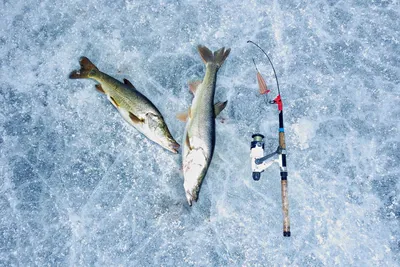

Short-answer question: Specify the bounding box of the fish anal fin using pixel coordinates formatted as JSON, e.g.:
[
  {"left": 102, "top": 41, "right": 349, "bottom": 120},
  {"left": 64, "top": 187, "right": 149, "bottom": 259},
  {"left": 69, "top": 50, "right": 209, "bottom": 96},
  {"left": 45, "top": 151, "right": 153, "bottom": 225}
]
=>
[
  {"left": 123, "top": 78, "right": 136, "bottom": 90},
  {"left": 189, "top": 81, "right": 202, "bottom": 94},
  {"left": 95, "top": 84, "right": 105, "bottom": 94},
  {"left": 214, "top": 101, "right": 228, "bottom": 118},
  {"left": 129, "top": 112, "right": 143, "bottom": 124}
]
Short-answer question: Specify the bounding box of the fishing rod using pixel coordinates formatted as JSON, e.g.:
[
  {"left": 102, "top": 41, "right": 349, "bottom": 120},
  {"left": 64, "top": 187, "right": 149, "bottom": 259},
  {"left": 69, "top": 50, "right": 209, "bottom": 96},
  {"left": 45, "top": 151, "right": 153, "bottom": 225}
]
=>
[{"left": 247, "top": 40, "right": 290, "bottom": 237}]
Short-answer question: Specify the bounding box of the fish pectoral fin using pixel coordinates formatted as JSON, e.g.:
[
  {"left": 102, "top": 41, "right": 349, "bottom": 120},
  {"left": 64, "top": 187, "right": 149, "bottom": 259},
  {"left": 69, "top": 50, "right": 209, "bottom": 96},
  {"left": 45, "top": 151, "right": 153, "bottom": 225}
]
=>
[
  {"left": 189, "top": 80, "right": 202, "bottom": 95},
  {"left": 129, "top": 112, "right": 144, "bottom": 124},
  {"left": 95, "top": 84, "right": 105, "bottom": 94},
  {"left": 214, "top": 101, "right": 228, "bottom": 118},
  {"left": 176, "top": 107, "right": 192, "bottom": 122},
  {"left": 176, "top": 112, "right": 188, "bottom": 122},
  {"left": 185, "top": 134, "right": 192, "bottom": 150},
  {"left": 123, "top": 78, "right": 136, "bottom": 90},
  {"left": 109, "top": 96, "right": 120, "bottom": 107}
]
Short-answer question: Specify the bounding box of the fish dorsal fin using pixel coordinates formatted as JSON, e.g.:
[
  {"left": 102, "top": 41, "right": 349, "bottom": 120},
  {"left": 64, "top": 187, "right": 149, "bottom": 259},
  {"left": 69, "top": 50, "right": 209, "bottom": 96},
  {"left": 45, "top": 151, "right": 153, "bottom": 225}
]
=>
[
  {"left": 189, "top": 81, "right": 202, "bottom": 94},
  {"left": 123, "top": 78, "right": 136, "bottom": 90},
  {"left": 129, "top": 112, "right": 143, "bottom": 124},
  {"left": 214, "top": 101, "right": 228, "bottom": 118}
]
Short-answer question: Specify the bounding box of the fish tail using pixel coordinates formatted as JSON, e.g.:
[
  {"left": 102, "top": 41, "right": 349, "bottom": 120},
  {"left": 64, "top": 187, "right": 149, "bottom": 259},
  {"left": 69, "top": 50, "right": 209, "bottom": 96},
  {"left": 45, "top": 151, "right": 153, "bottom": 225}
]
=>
[
  {"left": 197, "top": 45, "right": 231, "bottom": 68},
  {"left": 69, "top": 57, "right": 99, "bottom": 79}
]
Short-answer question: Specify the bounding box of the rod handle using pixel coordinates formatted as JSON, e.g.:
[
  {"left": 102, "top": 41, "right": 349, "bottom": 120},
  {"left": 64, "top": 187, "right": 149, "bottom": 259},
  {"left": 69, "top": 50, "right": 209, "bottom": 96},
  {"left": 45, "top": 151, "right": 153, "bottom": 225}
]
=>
[{"left": 281, "top": 178, "right": 290, "bottom": 237}]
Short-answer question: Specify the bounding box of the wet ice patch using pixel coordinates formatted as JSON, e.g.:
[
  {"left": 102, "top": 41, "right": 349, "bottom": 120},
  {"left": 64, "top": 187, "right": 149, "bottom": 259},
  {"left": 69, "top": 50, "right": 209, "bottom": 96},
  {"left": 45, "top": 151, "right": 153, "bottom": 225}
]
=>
[{"left": 291, "top": 118, "right": 317, "bottom": 150}]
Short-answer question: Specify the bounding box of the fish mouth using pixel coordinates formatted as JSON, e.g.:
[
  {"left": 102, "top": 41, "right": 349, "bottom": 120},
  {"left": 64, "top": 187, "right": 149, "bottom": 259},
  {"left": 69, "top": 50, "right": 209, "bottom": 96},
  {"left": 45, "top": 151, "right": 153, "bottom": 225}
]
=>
[
  {"left": 185, "top": 190, "right": 196, "bottom": 206},
  {"left": 167, "top": 142, "right": 180, "bottom": 154}
]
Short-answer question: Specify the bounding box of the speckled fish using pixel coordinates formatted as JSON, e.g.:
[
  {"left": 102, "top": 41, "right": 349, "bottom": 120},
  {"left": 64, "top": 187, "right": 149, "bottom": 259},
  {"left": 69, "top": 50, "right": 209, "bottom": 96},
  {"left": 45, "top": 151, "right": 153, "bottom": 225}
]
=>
[
  {"left": 69, "top": 57, "right": 180, "bottom": 153},
  {"left": 179, "top": 45, "right": 230, "bottom": 205}
]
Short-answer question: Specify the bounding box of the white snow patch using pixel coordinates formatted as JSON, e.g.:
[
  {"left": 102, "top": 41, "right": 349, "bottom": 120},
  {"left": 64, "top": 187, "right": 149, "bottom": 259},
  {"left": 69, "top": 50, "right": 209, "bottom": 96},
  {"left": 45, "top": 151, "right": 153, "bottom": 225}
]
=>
[{"left": 291, "top": 118, "right": 317, "bottom": 150}]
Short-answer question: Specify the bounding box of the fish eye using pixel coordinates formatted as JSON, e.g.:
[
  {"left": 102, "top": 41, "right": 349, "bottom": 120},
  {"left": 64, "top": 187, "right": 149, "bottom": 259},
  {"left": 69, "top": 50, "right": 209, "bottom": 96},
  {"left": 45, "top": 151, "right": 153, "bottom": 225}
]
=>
[
  {"left": 146, "top": 113, "right": 162, "bottom": 127},
  {"left": 147, "top": 113, "right": 161, "bottom": 122}
]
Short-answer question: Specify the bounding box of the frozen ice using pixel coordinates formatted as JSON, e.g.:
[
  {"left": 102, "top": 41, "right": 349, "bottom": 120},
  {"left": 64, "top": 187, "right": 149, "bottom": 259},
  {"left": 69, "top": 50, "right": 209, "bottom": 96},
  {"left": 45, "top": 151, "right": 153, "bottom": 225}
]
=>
[{"left": 1, "top": 0, "right": 399, "bottom": 266}]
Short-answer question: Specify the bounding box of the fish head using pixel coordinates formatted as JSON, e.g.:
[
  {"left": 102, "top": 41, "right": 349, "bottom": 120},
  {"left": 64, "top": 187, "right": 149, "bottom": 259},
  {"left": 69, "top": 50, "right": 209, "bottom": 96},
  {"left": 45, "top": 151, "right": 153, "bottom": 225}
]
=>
[
  {"left": 145, "top": 112, "right": 180, "bottom": 153},
  {"left": 183, "top": 148, "right": 208, "bottom": 205},
  {"left": 184, "top": 172, "right": 200, "bottom": 206}
]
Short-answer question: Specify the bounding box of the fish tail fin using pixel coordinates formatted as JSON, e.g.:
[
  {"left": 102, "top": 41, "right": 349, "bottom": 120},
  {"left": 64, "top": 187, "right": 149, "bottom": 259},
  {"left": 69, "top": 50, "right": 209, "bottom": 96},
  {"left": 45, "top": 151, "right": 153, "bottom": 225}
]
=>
[
  {"left": 197, "top": 45, "right": 231, "bottom": 68},
  {"left": 69, "top": 57, "right": 99, "bottom": 79}
]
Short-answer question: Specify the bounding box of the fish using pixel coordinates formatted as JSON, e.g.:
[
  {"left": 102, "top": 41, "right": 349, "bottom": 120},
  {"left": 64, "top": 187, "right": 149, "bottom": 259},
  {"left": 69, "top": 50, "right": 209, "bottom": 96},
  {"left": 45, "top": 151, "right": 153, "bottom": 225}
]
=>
[
  {"left": 180, "top": 45, "right": 230, "bottom": 205},
  {"left": 69, "top": 57, "right": 180, "bottom": 153}
]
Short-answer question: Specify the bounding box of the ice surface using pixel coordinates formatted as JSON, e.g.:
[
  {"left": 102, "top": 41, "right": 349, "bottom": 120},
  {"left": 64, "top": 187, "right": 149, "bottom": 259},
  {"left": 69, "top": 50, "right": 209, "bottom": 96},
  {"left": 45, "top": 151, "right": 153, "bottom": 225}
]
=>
[{"left": 1, "top": 0, "right": 399, "bottom": 266}]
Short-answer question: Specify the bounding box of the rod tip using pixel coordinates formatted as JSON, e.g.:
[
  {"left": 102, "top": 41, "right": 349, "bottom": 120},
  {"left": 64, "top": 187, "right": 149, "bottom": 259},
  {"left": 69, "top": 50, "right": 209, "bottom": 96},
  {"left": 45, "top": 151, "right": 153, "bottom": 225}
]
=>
[{"left": 283, "top": 231, "right": 291, "bottom": 237}]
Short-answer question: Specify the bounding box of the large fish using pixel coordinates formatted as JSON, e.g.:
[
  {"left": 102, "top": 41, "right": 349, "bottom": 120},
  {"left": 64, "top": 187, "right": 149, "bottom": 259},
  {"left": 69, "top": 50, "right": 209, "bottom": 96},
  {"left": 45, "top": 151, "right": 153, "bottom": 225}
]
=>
[
  {"left": 70, "top": 57, "right": 180, "bottom": 153},
  {"left": 180, "top": 45, "right": 230, "bottom": 205}
]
